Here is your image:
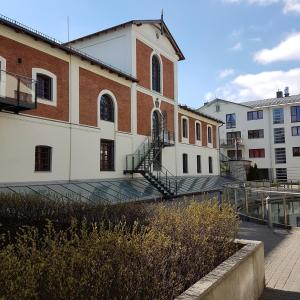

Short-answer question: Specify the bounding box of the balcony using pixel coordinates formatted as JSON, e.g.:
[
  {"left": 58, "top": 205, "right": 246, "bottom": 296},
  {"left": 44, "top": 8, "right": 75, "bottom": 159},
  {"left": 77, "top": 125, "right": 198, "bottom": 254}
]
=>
[
  {"left": 220, "top": 138, "right": 244, "bottom": 149},
  {"left": 0, "top": 70, "right": 37, "bottom": 113}
]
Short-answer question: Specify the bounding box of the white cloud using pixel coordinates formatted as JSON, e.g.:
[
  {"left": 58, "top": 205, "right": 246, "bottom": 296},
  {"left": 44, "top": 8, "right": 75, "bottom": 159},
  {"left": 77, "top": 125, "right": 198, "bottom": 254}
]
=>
[
  {"left": 283, "top": 0, "right": 300, "bottom": 13},
  {"left": 223, "top": 0, "right": 300, "bottom": 14},
  {"left": 254, "top": 32, "right": 300, "bottom": 64},
  {"left": 230, "top": 42, "right": 242, "bottom": 51},
  {"left": 205, "top": 68, "right": 300, "bottom": 101},
  {"left": 218, "top": 69, "right": 235, "bottom": 79}
]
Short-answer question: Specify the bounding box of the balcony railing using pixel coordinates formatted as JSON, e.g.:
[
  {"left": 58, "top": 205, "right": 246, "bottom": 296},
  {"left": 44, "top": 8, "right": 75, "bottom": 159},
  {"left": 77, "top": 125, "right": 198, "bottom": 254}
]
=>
[
  {"left": 0, "top": 70, "right": 37, "bottom": 113},
  {"left": 220, "top": 138, "right": 244, "bottom": 148}
]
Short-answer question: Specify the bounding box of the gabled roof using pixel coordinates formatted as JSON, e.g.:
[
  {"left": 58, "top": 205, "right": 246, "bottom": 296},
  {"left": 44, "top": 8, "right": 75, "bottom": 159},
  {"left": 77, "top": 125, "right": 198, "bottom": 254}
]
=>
[
  {"left": 199, "top": 98, "right": 252, "bottom": 109},
  {"left": 65, "top": 19, "right": 185, "bottom": 61},
  {"left": 242, "top": 94, "right": 300, "bottom": 108},
  {"left": 179, "top": 104, "right": 224, "bottom": 124},
  {"left": 0, "top": 14, "right": 137, "bottom": 82}
]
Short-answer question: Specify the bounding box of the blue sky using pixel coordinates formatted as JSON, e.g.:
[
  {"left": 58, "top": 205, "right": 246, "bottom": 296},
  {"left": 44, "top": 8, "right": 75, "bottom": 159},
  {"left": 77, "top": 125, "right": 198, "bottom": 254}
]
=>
[{"left": 1, "top": 0, "right": 300, "bottom": 107}]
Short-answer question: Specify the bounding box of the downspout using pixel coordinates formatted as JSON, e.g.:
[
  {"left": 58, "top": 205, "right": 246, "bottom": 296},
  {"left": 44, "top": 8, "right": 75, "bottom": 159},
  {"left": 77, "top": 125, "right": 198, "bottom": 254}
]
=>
[{"left": 218, "top": 122, "right": 224, "bottom": 176}]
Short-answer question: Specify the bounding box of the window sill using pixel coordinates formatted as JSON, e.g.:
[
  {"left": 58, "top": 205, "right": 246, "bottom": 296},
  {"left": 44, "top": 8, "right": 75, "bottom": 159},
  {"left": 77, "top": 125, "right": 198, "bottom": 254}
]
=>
[{"left": 37, "top": 97, "right": 56, "bottom": 107}]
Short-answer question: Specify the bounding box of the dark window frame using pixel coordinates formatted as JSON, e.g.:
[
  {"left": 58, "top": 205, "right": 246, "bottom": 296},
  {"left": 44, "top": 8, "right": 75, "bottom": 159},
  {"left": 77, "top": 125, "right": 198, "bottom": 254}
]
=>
[
  {"left": 152, "top": 54, "right": 161, "bottom": 93},
  {"left": 100, "top": 139, "right": 115, "bottom": 171},
  {"left": 226, "top": 131, "right": 241, "bottom": 145},
  {"left": 292, "top": 126, "right": 300, "bottom": 136},
  {"left": 196, "top": 122, "right": 201, "bottom": 141},
  {"left": 36, "top": 73, "right": 52, "bottom": 101},
  {"left": 35, "top": 145, "right": 52, "bottom": 172},
  {"left": 291, "top": 106, "right": 300, "bottom": 123},
  {"left": 208, "top": 156, "right": 213, "bottom": 174},
  {"left": 248, "top": 129, "right": 264, "bottom": 139},
  {"left": 275, "top": 148, "right": 287, "bottom": 164},
  {"left": 182, "top": 118, "right": 188, "bottom": 139},
  {"left": 292, "top": 147, "right": 300, "bottom": 157},
  {"left": 182, "top": 153, "right": 188, "bottom": 174},
  {"left": 197, "top": 155, "right": 201, "bottom": 173},
  {"left": 100, "top": 94, "right": 115, "bottom": 122},
  {"left": 226, "top": 113, "right": 236, "bottom": 129},
  {"left": 207, "top": 126, "right": 212, "bottom": 144},
  {"left": 247, "top": 110, "right": 263, "bottom": 121}
]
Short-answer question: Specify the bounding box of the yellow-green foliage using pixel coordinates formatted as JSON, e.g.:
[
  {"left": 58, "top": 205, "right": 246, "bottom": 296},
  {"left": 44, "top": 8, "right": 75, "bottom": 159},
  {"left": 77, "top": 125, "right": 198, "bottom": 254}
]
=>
[{"left": 0, "top": 200, "right": 239, "bottom": 299}]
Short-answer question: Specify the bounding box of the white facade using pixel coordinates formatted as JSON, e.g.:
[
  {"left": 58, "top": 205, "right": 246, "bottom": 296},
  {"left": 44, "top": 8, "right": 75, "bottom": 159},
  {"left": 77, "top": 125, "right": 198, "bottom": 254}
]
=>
[{"left": 199, "top": 96, "right": 300, "bottom": 181}]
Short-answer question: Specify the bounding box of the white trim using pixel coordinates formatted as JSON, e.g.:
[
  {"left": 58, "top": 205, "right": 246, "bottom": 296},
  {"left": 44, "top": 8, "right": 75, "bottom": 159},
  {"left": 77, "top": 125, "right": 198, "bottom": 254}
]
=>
[
  {"left": 195, "top": 121, "right": 202, "bottom": 146},
  {"left": 32, "top": 68, "right": 57, "bottom": 107},
  {"left": 136, "top": 85, "right": 175, "bottom": 105},
  {"left": 97, "top": 89, "right": 118, "bottom": 131},
  {"left": 181, "top": 115, "right": 189, "bottom": 144},
  {"left": 0, "top": 56, "right": 7, "bottom": 98},
  {"left": 207, "top": 124, "right": 213, "bottom": 148},
  {"left": 150, "top": 51, "right": 163, "bottom": 95}
]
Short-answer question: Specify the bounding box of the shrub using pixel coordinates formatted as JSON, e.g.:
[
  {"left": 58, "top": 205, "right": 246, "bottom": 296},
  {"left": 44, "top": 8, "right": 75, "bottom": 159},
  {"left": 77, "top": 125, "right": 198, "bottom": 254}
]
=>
[{"left": 0, "top": 200, "right": 239, "bottom": 299}]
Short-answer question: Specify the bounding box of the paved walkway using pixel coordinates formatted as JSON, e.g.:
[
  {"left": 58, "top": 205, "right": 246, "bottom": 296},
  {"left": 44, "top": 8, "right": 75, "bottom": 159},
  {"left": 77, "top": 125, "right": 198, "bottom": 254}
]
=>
[{"left": 238, "top": 222, "right": 300, "bottom": 300}]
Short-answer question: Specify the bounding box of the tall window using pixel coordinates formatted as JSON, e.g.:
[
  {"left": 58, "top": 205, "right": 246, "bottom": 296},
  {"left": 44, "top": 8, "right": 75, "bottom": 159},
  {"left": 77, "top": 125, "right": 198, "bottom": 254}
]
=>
[
  {"left": 100, "top": 94, "right": 114, "bottom": 122},
  {"left": 196, "top": 122, "right": 201, "bottom": 141},
  {"left": 208, "top": 156, "right": 213, "bottom": 174},
  {"left": 226, "top": 113, "right": 236, "bottom": 129},
  {"left": 35, "top": 146, "right": 52, "bottom": 172},
  {"left": 292, "top": 126, "right": 300, "bottom": 136},
  {"left": 248, "top": 129, "right": 264, "bottom": 139},
  {"left": 291, "top": 106, "right": 300, "bottom": 123},
  {"left": 152, "top": 54, "right": 161, "bottom": 93},
  {"left": 100, "top": 139, "right": 114, "bottom": 171},
  {"left": 227, "top": 150, "right": 242, "bottom": 160},
  {"left": 275, "top": 148, "right": 286, "bottom": 164},
  {"left": 273, "top": 108, "right": 284, "bottom": 124},
  {"left": 182, "top": 153, "right": 188, "bottom": 174},
  {"left": 247, "top": 110, "right": 263, "bottom": 120},
  {"left": 249, "top": 149, "right": 265, "bottom": 158},
  {"left": 182, "top": 118, "right": 188, "bottom": 139},
  {"left": 207, "top": 126, "right": 212, "bottom": 144},
  {"left": 274, "top": 128, "right": 285, "bottom": 144},
  {"left": 37, "top": 74, "right": 52, "bottom": 100},
  {"left": 293, "top": 147, "right": 300, "bottom": 157},
  {"left": 197, "top": 155, "right": 201, "bottom": 173}
]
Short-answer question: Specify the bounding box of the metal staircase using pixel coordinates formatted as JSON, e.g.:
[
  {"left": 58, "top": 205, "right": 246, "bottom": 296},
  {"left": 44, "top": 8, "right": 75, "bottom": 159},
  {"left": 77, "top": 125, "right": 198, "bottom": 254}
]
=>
[{"left": 124, "top": 129, "right": 177, "bottom": 199}]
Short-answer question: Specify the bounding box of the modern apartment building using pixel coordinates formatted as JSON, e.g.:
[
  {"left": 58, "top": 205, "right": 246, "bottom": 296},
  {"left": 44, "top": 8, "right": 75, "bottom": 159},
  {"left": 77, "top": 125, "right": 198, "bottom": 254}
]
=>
[
  {"left": 199, "top": 91, "right": 300, "bottom": 181},
  {"left": 0, "top": 15, "right": 222, "bottom": 199}
]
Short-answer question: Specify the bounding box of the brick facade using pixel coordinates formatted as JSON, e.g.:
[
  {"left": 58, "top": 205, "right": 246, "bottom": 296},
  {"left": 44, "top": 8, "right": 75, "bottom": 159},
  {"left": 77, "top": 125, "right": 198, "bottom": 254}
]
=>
[
  {"left": 161, "top": 55, "right": 174, "bottom": 99},
  {"left": 79, "top": 68, "right": 131, "bottom": 132},
  {"left": 136, "top": 39, "right": 152, "bottom": 90},
  {"left": 160, "top": 101, "right": 174, "bottom": 132},
  {"left": 136, "top": 39, "right": 174, "bottom": 100},
  {"left": 0, "top": 35, "right": 69, "bottom": 122},
  {"left": 137, "top": 91, "right": 153, "bottom": 135}
]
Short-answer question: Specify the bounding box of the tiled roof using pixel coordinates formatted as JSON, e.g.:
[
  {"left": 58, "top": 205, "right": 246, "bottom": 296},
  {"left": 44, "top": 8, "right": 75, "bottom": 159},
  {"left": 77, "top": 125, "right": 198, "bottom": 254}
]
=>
[
  {"left": 179, "top": 104, "right": 224, "bottom": 123},
  {"left": 242, "top": 94, "right": 300, "bottom": 108}
]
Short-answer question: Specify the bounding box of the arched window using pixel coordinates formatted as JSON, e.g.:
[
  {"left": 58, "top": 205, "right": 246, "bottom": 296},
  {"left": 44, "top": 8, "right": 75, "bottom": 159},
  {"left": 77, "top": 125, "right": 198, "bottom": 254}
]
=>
[
  {"left": 100, "top": 94, "right": 114, "bottom": 122},
  {"left": 152, "top": 54, "right": 161, "bottom": 93},
  {"left": 207, "top": 126, "right": 212, "bottom": 144}
]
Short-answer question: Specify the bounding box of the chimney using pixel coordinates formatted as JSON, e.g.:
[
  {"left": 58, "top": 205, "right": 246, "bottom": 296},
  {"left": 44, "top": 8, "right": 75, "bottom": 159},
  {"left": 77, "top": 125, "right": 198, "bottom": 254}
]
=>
[
  {"left": 284, "top": 87, "right": 289, "bottom": 97},
  {"left": 276, "top": 90, "right": 283, "bottom": 98}
]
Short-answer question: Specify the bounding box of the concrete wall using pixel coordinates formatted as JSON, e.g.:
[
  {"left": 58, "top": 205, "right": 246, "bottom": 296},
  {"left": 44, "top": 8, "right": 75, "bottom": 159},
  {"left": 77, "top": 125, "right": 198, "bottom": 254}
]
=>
[{"left": 176, "top": 239, "right": 265, "bottom": 300}]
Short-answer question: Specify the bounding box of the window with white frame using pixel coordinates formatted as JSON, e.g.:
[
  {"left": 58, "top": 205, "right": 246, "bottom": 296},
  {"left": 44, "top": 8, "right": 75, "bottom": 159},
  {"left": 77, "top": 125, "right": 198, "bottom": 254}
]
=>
[
  {"left": 182, "top": 117, "right": 188, "bottom": 140},
  {"left": 195, "top": 122, "right": 201, "bottom": 141},
  {"left": 151, "top": 54, "right": 161, "bottom": 93},
  {"left": 207, "top": 126, "right": 212, "bottom": 144},
  {"left": 0, "top": 56, "right": 6, "bottom": 97},
  {"left": 32, "top": 68, "right": 57, "bottom": 106}
]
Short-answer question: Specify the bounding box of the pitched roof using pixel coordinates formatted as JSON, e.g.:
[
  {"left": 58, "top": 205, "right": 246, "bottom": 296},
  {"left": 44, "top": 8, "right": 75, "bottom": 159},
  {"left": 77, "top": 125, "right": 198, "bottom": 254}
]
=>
[
  {"left": 0, "top": 14, "right": 137, "bottom": 82},
  {"left": 199, "top": 98, "right": 252, "bottom": 109},
  {"left": 65, "top": 19, "right": 185, "bottom": 61},
  {"left": 179, "top": 104, "right": 224, "bottom": 124},
  {"left": 242, "top": 94, "right": 300, "bottom": 108}
]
